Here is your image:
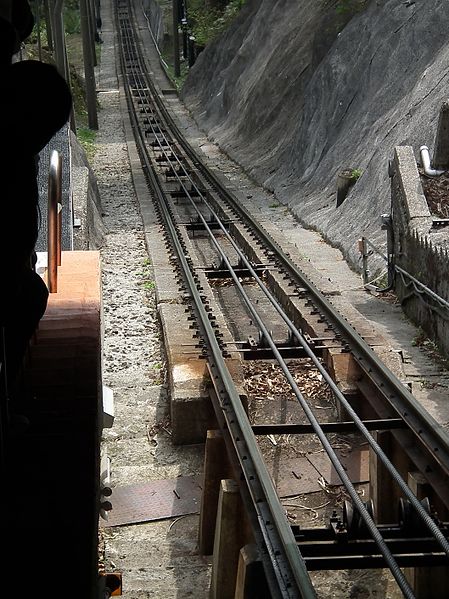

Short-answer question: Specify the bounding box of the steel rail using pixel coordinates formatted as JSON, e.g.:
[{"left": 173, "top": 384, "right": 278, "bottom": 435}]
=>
[
  {"left": 124, "top": 0, "right": 449, "bottom": 580},
  {"left": 115, "top": 6, "right": 316, "bottom": 599},
  {"left": 124, "top": 67, "right": 449, "bottom": 560},
  {"left": 177, "top": 194, "right": 449, "bottom": 559},
  {"left": 121, "top": 67, "right": 316, "bottom": 599},
  {"left": 144, "top": 169, "right": 426, "bottom": 595},
  {"left": 143, "top": 52, "right": 449, "bottom": 516},
  {"left": 120, "top": 23, "right": 449, "bottom": 563},
  {"left": 141, "top": 33, "right": 449, "bottom": 484},
  {"left": 117, "top": 2, "right": 449, "bottom": 595}
]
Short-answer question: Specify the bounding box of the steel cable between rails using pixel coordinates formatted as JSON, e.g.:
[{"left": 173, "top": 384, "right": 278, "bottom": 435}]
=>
[
  {"left": 116, "top": 11, "right": 316, "bottom": 599},
  {"left": 135, "top": 98, "right": 449, "bottom": 563},
  {"left": 131, "top": 99, "right": 420, "bottom": 595},
  {"left": 163, "top": 187, "right": 420, "bottom": 596},
  {"left": 145, "top": 63, "right": 449, "bottom": 471},
  {"left": 118, "top": 8, "right": 449, "bottom": 592},
  {"left": 196, "top": 188, "right": 449, "bottom": 559},
  {"left": 135, "top": 88, "right": 449, "bottom": 540},
  {"left": 134, "top": 106, "right": 315, "bottom": 599}
]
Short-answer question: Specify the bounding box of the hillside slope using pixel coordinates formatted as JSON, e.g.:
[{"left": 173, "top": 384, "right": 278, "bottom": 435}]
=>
[{"left": 181, "top": 0, "right": 449, "bottom": 269}]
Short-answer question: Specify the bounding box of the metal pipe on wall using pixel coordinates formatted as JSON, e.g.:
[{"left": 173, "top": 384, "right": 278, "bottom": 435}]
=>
[{"left": 420, "top": 145, "right": 445, "bottom": 177}]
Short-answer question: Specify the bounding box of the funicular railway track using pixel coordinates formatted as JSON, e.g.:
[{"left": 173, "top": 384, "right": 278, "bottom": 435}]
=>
[{"left": 114, "top": 2, "right": 449, "bottom": 596}]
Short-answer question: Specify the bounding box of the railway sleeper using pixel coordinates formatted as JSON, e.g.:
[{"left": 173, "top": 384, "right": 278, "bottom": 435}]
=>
[
  {"left": 154, "top": 152, "right": 177, "bottom": 163},
  {"left": 127, "top": 76, "right": 143, "bottom": 88},
  {"left": 165, "top": 166, "right": 190, "bottom": 179},
  {"left": 156, "top": 229, "right": 246, "bottom": 444},
  {"left": 251, "top": 417, "right": 407, "bottom": 436},
  {"left": 203, "top": 438, "right": 449, "bottom": 596},
  {"left": 239, "top": 332, "right": 325, "bottom": 361},
  {"left": 170, "top": 188, "right": 205, "bottom": 201},
  {"left": 144, "top": 126, "right": 166, "bottom": 136},
  {"left": 204, "top": 257, "right": 264, "bottom": 278},
  {"left": 132, "top": 88, "right": 149, "bottom": 97},
  {"left": 125, "top": 59, "right": 140, "bottom": 69},
  {"left": 116, "top": 13, "right": 449, "bottom": 594},
  {"left": 142, "top": 115, "right": 160, "bottom": 125},
  {"left": 294, "top": 496, "right": 449, "bottom": 571},
  {"left": 149, "top": 137, "right": 170, "bottom": 148}
]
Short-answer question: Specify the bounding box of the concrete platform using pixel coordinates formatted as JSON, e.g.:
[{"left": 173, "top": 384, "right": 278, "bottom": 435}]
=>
[
  {"left": 25, "top": 250, "right": 103, "bottom": 400},
  {"left": 6, "top": 250, "right": 103, "bottom": 598}
]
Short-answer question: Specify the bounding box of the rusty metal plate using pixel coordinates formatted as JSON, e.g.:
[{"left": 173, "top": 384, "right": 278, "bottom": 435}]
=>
[
  {"left": 307, "top": 448, "right": 369, "bottom": 486},
  {"left": 102, "top": 475, "right": 202, "bottom": 527},
  {"left": 275, "top": 457, "right": 323, "bottom": 498}
]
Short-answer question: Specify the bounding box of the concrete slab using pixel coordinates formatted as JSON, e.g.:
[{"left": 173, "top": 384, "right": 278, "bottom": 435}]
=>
[
  {"left": 25, "top": 250, "right": 102, "bottom": 401},
  {"left": 158, "top": 302, "right": 215, "bottom": 444},
  {"left": 307, "top": 448, "right": 370, "bottom": 486}
]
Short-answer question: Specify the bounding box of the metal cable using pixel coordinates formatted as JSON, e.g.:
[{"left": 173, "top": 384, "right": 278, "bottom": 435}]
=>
[
  {"left": 134, "top": 76, "right": 449, "bottom": 554},
  {"left": 118, "top": 5, "right": 449, "bottom": 593},
  {"left": 116, "top": 10, "right": 316, "bottom": 598},
  {"left": 132, "top": 87, "right": 449, "bottom": 559}
]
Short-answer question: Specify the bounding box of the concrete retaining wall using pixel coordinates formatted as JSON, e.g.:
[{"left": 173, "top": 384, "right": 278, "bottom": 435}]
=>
[{"left": 390, "top": 145, "right": 449, "bottom": 357}]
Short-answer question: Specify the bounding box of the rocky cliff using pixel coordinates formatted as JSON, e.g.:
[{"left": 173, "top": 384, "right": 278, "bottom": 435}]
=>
[{"left": 181, "top": 0, "right": 449, "bottom": 269}]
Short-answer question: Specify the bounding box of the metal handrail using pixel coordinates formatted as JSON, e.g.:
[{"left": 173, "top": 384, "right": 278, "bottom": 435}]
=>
[{"left": 47, "top": 150, "right": 62, "bottom": 293}]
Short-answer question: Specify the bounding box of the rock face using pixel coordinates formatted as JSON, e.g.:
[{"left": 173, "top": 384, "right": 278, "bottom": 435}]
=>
[{"left": 181, "top": 0, "right": 449, "bottom": 269}]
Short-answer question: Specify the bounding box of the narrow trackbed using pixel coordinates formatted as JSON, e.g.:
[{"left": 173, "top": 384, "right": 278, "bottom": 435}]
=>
[{"left": 110, "top": 1, "right": 449, "bottom": 597}]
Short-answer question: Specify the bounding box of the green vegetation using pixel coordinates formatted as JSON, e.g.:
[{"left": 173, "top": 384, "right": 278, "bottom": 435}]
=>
[
  {"left": 188, "top": 0, "right": 246, "bottom": 46},
  {"left": 27, "top": 20, "right": 48, "bottom": 48},
  {"left": 77, "top": 127, "right": 97, "bottom": 160},
  {"left": 162, "top": 50, "right": 189, "bottom": 90},
  {"left": 336, "top": 0, "right": 353, "bottom": 14},
  {"left": 143, "top": 280, "right": 156, "bottom": 291},
  {"left": 28, "top": 1, "right": 101, "bottom": 144},
  {"left": 138, "top": 258, "right": 156, "bottom": 292},
  {"left": 370, "top": 270, "right": 388, "bottom": 289},
  {"left": 349, "top": 168, "right": 362, "bottom": 182},
  {"left": 335, "top": 0, "right": 368, "bottom": 16},
  {"left": 64, "top": 1, "right": 81, "bottom": 35}
]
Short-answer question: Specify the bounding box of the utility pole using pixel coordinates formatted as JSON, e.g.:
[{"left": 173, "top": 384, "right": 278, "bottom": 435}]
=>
[
  {"left": 172, "top": 0, "right": 180, "bottom": 77},
  {"left": 43, "top": 0, "right": 53, "bottom": 51},
  {"left": 51, "top": 0, "right": 69, "bottom": 81},
  {"left": 35, "top": 0, "right": 42, "bottom": 61},
  {"left": 87, "top": 0, "right": 98, "bottom": 67},
  {"left": 80, "top": 0, "right": 98, "bottom": 129},
  {"left": 50, "top": 0, "right": 76, "bottom": 131}
]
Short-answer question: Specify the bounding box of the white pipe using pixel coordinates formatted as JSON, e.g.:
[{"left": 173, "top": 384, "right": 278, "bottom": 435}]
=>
[{"left": 420, "top": 145, "right": 445, "bottom": 176}]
